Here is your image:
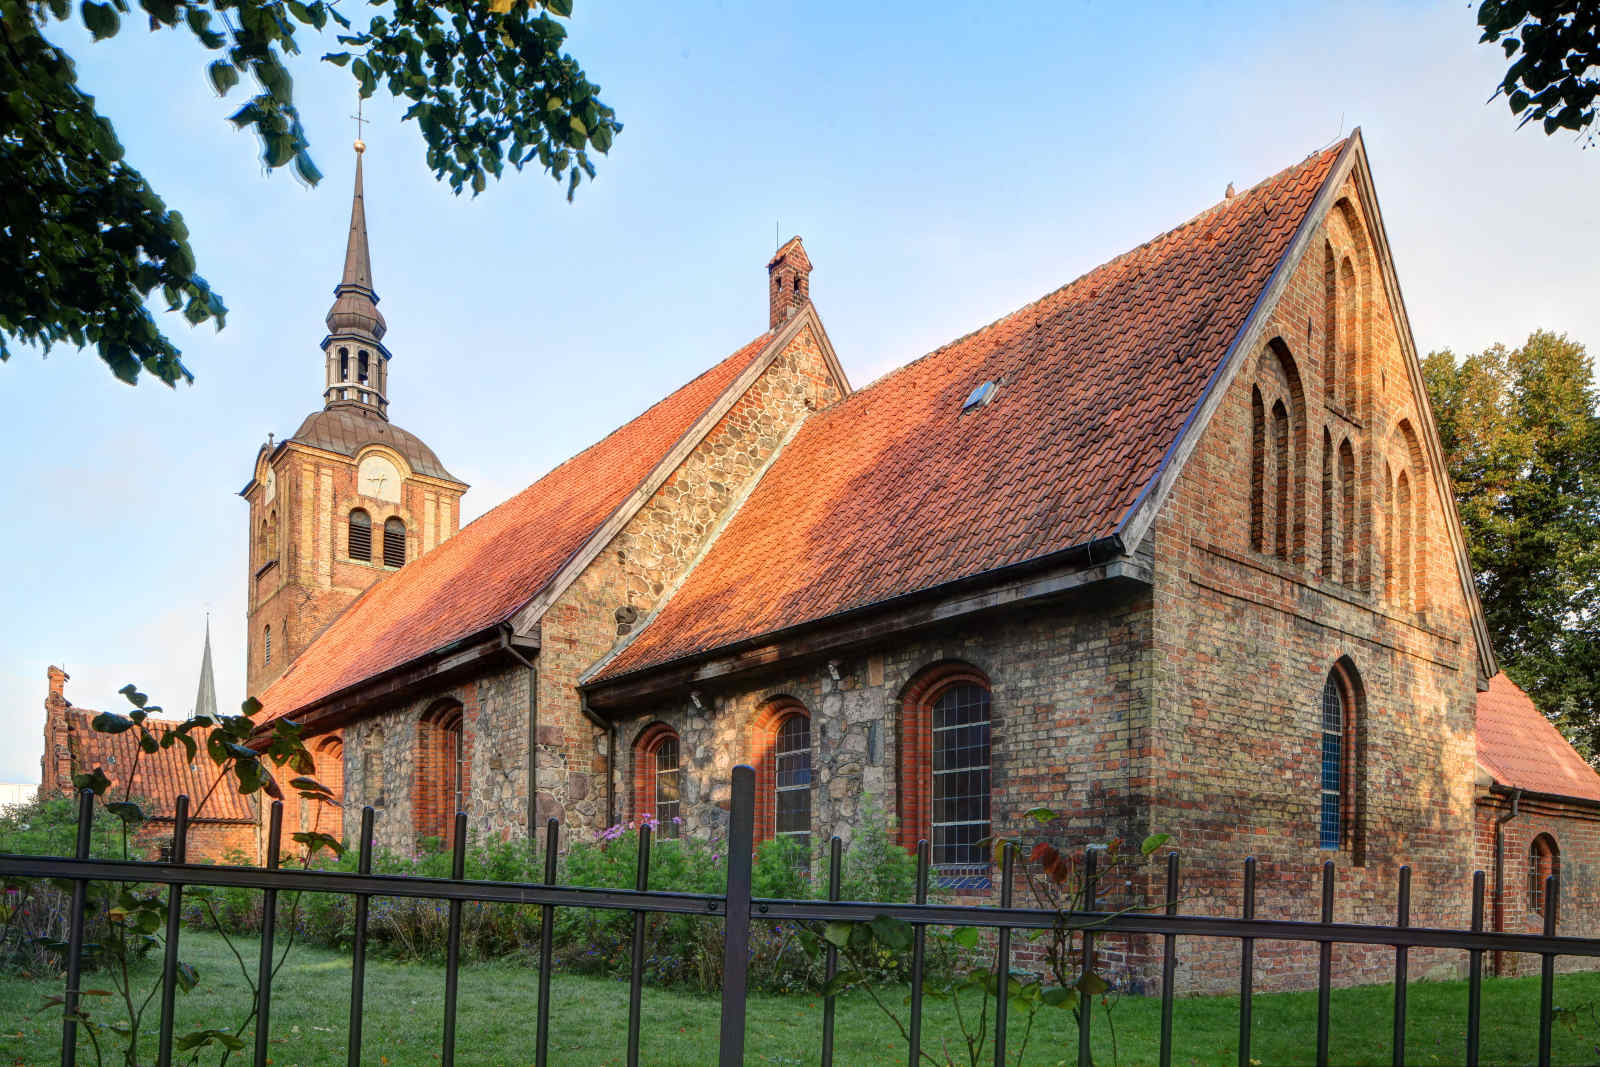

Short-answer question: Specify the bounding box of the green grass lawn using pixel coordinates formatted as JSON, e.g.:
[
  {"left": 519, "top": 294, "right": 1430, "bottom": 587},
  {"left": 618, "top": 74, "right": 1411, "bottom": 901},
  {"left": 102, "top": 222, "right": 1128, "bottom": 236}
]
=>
[{"left": 4, "top": 932, "right": 1600, "bottom": 1065}]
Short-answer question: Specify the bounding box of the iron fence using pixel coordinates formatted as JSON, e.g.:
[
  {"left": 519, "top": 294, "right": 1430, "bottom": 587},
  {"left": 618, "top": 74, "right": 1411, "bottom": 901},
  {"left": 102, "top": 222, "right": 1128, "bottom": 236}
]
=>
[{"left": 4, "top": 764, "right": 1600, "bottom": 1066}]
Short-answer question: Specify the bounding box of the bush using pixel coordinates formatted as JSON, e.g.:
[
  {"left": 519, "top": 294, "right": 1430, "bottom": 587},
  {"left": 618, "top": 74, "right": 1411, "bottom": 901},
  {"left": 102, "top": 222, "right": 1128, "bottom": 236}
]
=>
[{"left": 0, "top": 794, "right": 156, "bottom": 975}]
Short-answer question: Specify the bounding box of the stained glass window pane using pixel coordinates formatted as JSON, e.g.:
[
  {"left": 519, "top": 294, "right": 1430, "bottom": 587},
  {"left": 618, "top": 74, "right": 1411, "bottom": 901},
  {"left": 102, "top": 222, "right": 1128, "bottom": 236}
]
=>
[
  {"left": 931, "top": 684, "right": 991, "bottom": 886},
  {"left": 654, "top": 738, "right": 680, "bottom": 836},
  {"left": 1320, "top": 674, "right": 1343, "bottom": 850},
  {"left": 774, "top": 716, "right": 811, "bottom": 856}
]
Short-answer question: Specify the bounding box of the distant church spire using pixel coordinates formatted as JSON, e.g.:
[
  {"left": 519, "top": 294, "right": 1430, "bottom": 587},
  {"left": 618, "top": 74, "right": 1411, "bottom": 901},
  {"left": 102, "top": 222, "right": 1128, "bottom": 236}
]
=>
[
  {"left": 193, "top": 616, "right": 218, "bottom": 722},
  {"left": 322, "top": 136, "right": 391, "bottom": 420}
]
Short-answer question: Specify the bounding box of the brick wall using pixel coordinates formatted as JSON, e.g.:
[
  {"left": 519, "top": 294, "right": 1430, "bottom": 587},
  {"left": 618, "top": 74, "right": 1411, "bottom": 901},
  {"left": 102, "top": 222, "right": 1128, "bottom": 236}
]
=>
[
  {"left": 1475, "top": 792, "right": 1600, "bottom": 976},
  {"left": 1145, "top": 175, "right": 1485, "bottom": 992},
  {"left": 244, "top": 443, "right": 464, "bottom": 696}
]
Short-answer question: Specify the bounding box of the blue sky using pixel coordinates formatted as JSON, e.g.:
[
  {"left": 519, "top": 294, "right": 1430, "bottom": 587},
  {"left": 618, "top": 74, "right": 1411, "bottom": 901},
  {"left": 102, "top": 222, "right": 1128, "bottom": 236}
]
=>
[{"left": 3, "top": 1, "right": 1596, "bottom": 782}]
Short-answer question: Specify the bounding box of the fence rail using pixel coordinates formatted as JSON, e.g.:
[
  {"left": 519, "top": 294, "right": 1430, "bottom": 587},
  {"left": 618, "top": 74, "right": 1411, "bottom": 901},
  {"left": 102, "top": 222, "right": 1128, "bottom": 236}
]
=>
[{"left": 1, "top": 764, "right": 1594, "bottom": 1067}]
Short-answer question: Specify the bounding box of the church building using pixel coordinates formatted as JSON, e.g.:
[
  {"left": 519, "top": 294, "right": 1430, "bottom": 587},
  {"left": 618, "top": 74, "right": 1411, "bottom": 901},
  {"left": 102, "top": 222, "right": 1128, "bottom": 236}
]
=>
[{"left": 249, "top": 131, "right": 1600, "bottom": 991}]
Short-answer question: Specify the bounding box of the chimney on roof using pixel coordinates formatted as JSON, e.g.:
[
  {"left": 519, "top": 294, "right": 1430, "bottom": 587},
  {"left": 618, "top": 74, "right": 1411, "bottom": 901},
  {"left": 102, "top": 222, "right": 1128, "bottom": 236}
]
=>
[
  {"left": 767, "top": 236, "right": 812, "bottom": 330},
  {"left": 47, "top": 665, "right": 68, "bottom": 707}
]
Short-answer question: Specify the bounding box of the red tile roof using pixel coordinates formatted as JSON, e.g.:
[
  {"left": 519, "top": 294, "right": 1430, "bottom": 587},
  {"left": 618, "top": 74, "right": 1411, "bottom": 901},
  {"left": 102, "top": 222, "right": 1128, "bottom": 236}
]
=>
[
  {"left": 594, "top": 140, "right": 1347, "bottom": 682},
  {"left": 259, "top": 331, "right": 776, "bottom": 720},
  {"left": 1476, "top": 672, "right": 1600, "bottom": 803},
  {"left": 64, "top": 709, "right": 254, "bottom": 823}
]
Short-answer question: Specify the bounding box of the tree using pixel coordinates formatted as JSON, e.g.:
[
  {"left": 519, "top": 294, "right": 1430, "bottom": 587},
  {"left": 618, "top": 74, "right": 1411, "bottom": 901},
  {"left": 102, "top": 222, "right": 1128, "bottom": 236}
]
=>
[
  {"left": 0, "top": 0, "right": 619, "bottom": 386},
  {"left": 1423, "top": 331, "right": 1600, "bottom": 753},
  {"left": 1479, "top": 2, "right": 1600, "bottom": 143}
]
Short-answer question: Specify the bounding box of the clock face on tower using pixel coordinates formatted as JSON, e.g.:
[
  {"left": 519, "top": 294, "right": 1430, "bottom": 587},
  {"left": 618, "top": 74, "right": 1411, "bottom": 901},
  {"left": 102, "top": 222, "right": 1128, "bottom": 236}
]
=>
[
  {"left": 264, "top": 467, "right": 277, "bottom": 504},
  {"left": 357, "top": 454, "right": 403, "bottom": 503}
]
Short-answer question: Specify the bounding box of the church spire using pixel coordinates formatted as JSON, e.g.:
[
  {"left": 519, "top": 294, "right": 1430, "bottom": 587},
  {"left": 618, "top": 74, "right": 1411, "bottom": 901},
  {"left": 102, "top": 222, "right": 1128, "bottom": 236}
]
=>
[
  {"left": 322, "top": 137, "right": 391, "bottom": 419},
  {"left": 193, "top": 616, "right": 218, "bottom": 722}
]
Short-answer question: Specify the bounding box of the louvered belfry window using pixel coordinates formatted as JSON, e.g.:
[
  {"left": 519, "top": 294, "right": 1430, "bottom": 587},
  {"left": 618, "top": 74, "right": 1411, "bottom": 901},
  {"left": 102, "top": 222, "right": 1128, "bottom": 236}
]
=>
[
  {"left": 348, "top": 509, "right": 372, "bottom": 561},
  {"left": 383, "top": 517, "right": 406, "bottom": 568}
]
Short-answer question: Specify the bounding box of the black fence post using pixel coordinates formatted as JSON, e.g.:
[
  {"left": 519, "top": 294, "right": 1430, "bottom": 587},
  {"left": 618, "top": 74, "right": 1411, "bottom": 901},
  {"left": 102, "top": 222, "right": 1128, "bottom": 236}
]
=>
[
  {"left": 1159, "top": 851, "right": 1180, "bottom": 1067},
  {"left": 1238, "top": 857, "right": 1255, "bottom": 1067},
  {"left": 717, "top": 765, "right": 755, "bottom": 1067},
  {"left": 1315, "top": 861, "right": 1334, "bottom": 1067},
  {"left": 60, "top": 788, "right": 94, "bottom": 1067},
  {"left": 252, "top": 801, "right": 283, "bottom": 1067},
  {"left": 442, "top": 811, "right": 468, "bottom": 1067},
  {"left": 820, "top": 836, "right": 842, "bottom": 1067},
  {"left": 1078, "top": 846, "right": 1099, "bottom": 1067},
  {"left": 627, "top": 823, "right": 653, "bottom": 1067},
  {"left": 1391, "top": 865, "right": 1410, "bottom": 1067},
  {"left": 909, "top": 839, "right": 929, "bottom": 1066},
  {"left": 346, "top": 806, "right": 375, "bottom": 1067},
  {"left": 535, "top": 817, "right": 559, "bottom": 1067},
  {"left": 1538, "top": 873, "right": 1559, "bottom": 1067},
  {"left": 156, "top": 794, "right": 191, "bottom": 1067},
  {"left": 1467, "top": 870, "right": 1485, "bottom": 1067}
]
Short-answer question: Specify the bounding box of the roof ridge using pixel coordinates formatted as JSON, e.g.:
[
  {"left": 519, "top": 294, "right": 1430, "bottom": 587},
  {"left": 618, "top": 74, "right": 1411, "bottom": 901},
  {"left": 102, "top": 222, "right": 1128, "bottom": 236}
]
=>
[{"left": 844, "top": 138, "right": 1351, "bottom": 401}]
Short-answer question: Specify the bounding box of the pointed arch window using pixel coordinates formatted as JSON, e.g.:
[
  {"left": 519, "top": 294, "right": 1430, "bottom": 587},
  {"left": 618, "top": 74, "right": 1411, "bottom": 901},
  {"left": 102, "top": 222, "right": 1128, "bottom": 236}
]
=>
[
  {"left": 1318, "top": 662, "right": 1364, "bottom": 860},
  {"left": 1323, "top": 241, "right": 1339, "bottom": 400},
  {"left": 1340, "top": 256, "right": 1359, "bottom": 410},
  {"left": 1250, "top": 389, "right": 1266, "bottom": 552},
  {"left": 383, "top": 517, "right": 406, "bottom": 568},
  {"left": 339, "top": 347, "right": 350, "bottom": 382},
  {"left": 1272, "top": 401, "right": 1291, "bottom": 559},
  {"left": 263, "top": 624, "right": 272, "bottom": 666},
  {"left": 1529, "top": 834, "right": 1559, "bottom": 918},
  {"left": 1339, "top": 439, "right": 1357, "bottom": 586},
  {"left": 348, "top": 509, "right": 371, "bottom": 562}
]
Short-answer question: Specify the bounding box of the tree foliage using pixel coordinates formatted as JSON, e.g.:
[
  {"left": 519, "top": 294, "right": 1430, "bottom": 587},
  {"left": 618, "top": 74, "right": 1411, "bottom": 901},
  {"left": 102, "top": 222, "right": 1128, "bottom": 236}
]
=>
[
  {"left": 0, "top": 0, "right": 618, "bottom": 386},
  {"left": 1423, "top": 330, "right": 1600, "bottom": 751},
  {"left": 1479, "top": 1, "right": 1600, "bottom": 142}
]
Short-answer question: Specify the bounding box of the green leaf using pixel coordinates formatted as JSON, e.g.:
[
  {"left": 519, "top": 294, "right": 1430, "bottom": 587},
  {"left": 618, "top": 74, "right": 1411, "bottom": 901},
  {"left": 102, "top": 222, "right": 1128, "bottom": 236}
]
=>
[
  {"left": 322, "top": 51, "right": 352, "bottom": 66},
  {"left": 822, "top": 922, "right": 853, "bottom": 949},
  {"left": 292, "top": 830, "right": 345, "bottom": 857},
  {"left": 821, "top": 970, "right": 860, "bottom": 998},
  {"left": 950, "top": 927, "right": 980, "bottom": 950},
  {"left": 868, "top": 915, "right": 913, "bottom": 952},
  {"left": 1077, "top": 971, "right": 1109, "bottom": 996},
  {"left": 545, "top": 0, "right": 572, "bottom": 15},
  {"left": 91, "top": 712, "right": 134, "bottom": 734},
  {"left": 72, "top": 769, "right": 111, "bottom": 796},
  {"left": 208, "top": 61, "right": 239, "bottom": 96},
  {"left": 239, "top": 697, "right": 263, "bottom": 718},
  {"left": 1141, "top": 833, "right": 1172, "bottom": 856},
  {"left": 1041, "top": 986, "right": 1078, "bottom": 1009},
  {"left": 118, "top": 684, "right": 148, "bottom": 708},
  {"left": 106, "top": 802, "right": 144, "bottom": 825},
  {"left": 80, "top": 0, "right": 120, "bottom": 39},
  {"left": 1023, "top": 807, "right": 1058, "bottom": 824},
  {"left": 175, "top": 962, "right": 199, "bottom": 992}
]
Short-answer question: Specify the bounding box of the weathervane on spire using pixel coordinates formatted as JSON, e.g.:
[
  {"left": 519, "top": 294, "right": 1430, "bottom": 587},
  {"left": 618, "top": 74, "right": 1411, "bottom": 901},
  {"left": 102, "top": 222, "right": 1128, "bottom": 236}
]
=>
[{"left": 351, "top": 96, "right": 369, "bottom": 154}]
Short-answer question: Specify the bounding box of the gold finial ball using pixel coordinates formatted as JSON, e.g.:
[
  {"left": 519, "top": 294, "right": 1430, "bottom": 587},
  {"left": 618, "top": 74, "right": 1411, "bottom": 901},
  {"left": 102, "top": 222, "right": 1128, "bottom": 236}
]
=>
[{"left": 354, "top": 139, "right": 366, "bottom": 154}]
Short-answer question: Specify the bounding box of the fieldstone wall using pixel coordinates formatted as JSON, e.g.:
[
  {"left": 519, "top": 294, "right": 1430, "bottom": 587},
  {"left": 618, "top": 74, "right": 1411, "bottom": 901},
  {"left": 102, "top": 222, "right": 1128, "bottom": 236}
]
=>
[
  {"left": 614, "top": 584, "right": 1155, "bottom": 875},
  {"left": 536, "top": 323, "right": 848, "bottom": 836}
]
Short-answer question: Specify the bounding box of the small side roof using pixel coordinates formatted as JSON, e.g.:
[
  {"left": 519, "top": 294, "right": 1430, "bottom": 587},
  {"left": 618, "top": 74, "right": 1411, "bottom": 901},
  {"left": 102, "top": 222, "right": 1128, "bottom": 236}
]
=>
[
  {"left": 1476, "top": 672, "right": 1600, "bottom": 803},
  {"left": 63, "top": 709, "right": 254, "bottom": 823},
  {"left": 258, "top": 329, "right": 780, "bottom": 721}
]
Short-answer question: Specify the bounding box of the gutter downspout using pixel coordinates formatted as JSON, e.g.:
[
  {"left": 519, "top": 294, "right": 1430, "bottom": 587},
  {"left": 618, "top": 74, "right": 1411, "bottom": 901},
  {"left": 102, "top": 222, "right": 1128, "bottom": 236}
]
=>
[
  {"left": 1492, "top": 787, "right": 1524, "bottom": 976},
  {"left": 499, "top": 625, "right": 539, "bottom": 846}
]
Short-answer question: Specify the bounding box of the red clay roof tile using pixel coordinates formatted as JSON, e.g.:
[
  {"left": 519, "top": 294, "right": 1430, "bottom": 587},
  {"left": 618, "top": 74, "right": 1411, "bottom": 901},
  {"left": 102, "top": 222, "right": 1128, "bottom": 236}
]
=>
[
  {"left": 259, "top": 331, "right": 776, "bottom": 720},
  {"left": 1476, "top": 672, "right": 1600, "bottom": 803},
  {"left": 594, "top": 141, "right": 1348, "bottom": 681}
]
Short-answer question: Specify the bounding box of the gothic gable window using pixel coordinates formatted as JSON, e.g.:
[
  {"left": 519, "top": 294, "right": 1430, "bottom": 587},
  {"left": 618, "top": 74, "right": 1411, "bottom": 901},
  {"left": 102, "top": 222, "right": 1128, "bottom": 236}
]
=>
[
  {"left": 383, "top": 517, "right": 407, "bottom": 568},
  {"left": 898, "top": 663, "right": 993, "bottom": 889},
  {"left": 1529, "top": 834, "right": 1559, "bottom": 918},
  {"left": 348, "top": 509, "right": 372, "bottom": 562},
  {"left": 1318, "top": 661, "right": 1365, "bottom": 862},
  {"left": 1248, "top": 340, "right": 1303, "bottom": 563},
  {"left": 632, "top": 723, "right": 682, "bottom": 837},
  {"left": 753, "top": 699, "right": 812, "bottom": 855}
]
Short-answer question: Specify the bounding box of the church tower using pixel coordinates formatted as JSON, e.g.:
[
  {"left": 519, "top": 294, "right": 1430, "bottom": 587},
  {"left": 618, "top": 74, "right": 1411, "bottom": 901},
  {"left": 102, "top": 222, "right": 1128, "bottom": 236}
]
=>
[{"left": 242, "top": 140, "right": 468, "bottom": 696}]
